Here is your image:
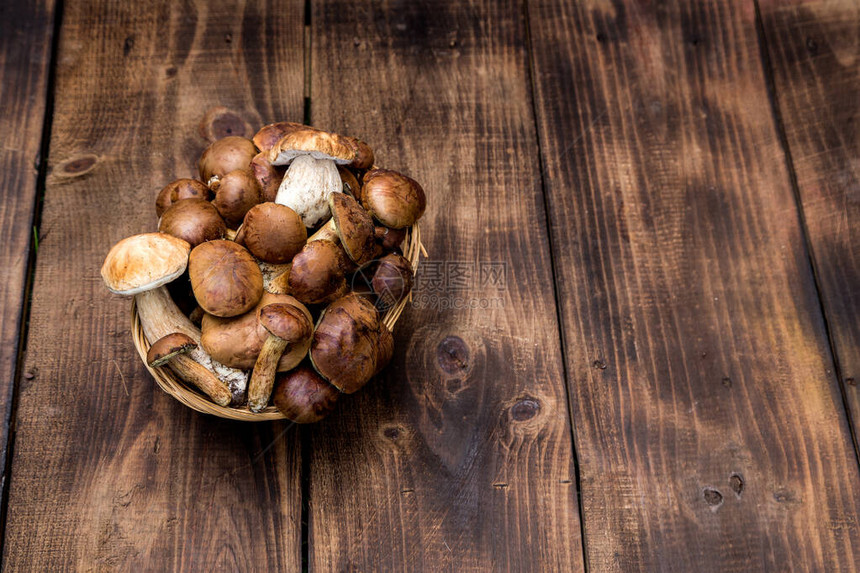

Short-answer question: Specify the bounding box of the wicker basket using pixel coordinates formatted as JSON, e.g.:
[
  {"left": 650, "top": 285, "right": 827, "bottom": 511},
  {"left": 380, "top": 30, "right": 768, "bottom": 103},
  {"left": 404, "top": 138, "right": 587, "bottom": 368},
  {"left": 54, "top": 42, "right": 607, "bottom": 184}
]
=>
[{"left": 132, "top": 224, "right": 424, "bottom": 421}]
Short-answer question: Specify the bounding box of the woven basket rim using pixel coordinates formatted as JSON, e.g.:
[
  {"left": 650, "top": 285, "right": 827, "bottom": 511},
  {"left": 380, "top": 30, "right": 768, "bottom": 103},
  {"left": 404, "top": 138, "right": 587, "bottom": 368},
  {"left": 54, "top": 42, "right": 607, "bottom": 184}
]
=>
[{"left": 131, "top": 223, "right": 424, "bottom": 420}]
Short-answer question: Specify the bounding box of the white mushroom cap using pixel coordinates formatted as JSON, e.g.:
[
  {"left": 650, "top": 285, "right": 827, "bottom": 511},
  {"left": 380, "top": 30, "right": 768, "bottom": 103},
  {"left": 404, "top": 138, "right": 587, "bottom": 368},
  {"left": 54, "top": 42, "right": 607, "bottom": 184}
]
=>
[
  {"left": 101, "top": 233, "right": 191, "bottom": 295},
  {"left": 275, "top": 155, "right": 343, "bottom": 227}
]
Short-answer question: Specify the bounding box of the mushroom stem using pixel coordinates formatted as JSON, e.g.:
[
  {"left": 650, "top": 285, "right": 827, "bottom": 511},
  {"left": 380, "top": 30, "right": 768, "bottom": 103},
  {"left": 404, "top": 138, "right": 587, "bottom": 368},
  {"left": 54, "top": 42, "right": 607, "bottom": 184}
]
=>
[
  {"left": 161, "top": 354, "right": 233, "bottom": 406},
  {"left": 135, "top": 286, "right": 249, "bottom": 405},
  {"left": 247, "top": 336, "right": 289, "bottom": 412},
  {"left": 263, "top": 263, "right": 292, "bottom": 294},
  {"left": 274, "top": 155, "right": 342, "bottom": 227},
  {"left": 307, "top": 218, "right": 337, "bottom": 243}
]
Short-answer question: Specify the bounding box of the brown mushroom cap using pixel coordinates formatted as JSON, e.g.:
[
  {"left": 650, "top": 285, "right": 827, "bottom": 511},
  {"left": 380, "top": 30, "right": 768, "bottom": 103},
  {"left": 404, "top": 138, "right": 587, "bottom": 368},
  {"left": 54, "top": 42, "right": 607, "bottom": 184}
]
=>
[
  {"left": 158, "top": 198, "right": 227, "bottom": 248},
  {"left": 268, "top": 127, "right": 356, "bottom": 166},
  {"left": 337, "top": 165, "right": 361, "bottom": 198},
  {"left": 310, "top": 293, "right": 382, "bottom": 393},
  {"left": 200, "top": 293, "right": 312, "bottom": 370},
  {"left": 361, "top": 169, "right": 426, "bottom": 228},
  {"left": 198, "top": 136, "right": 258, "bottom": 183},
  {"left": 344, "top": 136, "right": 374, "bottom": 170},
  {"left": 329, "top": 193, "right": 375, "bottom": 265},
  {"left": 272, "top": 365, "right": 340, "bottom": 423},
  {"left": 259, "top": 303, "right": 313, "bottom": 344},
  {"left": 250, "top": 151, "right": 286, "bottom": 202},
  {"left": 242, "top": 202, "right": 307, "bottom": 264},
  {"left": 146, "top": 332, "right": 197, "bottom": 367},
  {"left": 253, "top": 121, "right": 314, "bottom": 152},
  {"left": 189, "top": 240, "right": 263, "bottom": 317},
  {"left": 374, "top": 225, "right": 408, "bottom": 251},
  {"left": 155, "top": 179, "right": 212, "bottom": 217},
  {"left": 101, "top": 233, "right": 191, "bottom": 295},
  {"left": 211, "top": 168, "right": 263, "bottom": 228},
  {"left": 372, "top": 253, "right": 414, "bottom": 310},
  {"left": 287, "top": 240, "right": 350, "bottom": 305}
]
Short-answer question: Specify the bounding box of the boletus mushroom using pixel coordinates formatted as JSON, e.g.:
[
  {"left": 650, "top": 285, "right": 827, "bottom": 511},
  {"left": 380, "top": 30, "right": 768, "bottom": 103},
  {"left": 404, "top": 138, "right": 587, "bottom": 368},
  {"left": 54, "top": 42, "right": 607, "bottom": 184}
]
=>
[
  {"left": 198, "top": 135, "right": 258, "bottom": 184},
  {"left": 361, "top": 169, "right": 426, "bottom": 228},
  {"left": 275, "top": 239, "right": 351, "bottom": 305},
  {"left": 272, "top": 365, "right": 340, "bottom": 423},
  {"left": 146, "top": 333, "right": 232, "bottom": 406},
  {"left": 251, "top": 151, "right": 286, "bottom": 202},
  {"left": 189, "top": 240, "right": 263, "bottom": 317},
  {"left": 371, "top": 253, "right": 414, "bottom": 310},
  {"left": 247, "top": 303, "right": 313, "bottom": 412},
  {"left": 338, "top": 165, "right": 361, "bottom": 198},
  {"left": 269, "top": 127, "right": 357, "bottom": 227},
  {"left": 344, "top": 136, "right": 374, "bottom": 170},
  {"left": 374, "top": 225, "right": 408, "bottom": 252},
  {"left": 155, "top": 178, "right": 212, "bottom": 217},
  {"left": 252, "top": 121, "right": 314, "bottom": 152},
  {"left": 200, "top": 292, "right": 313, "bottom": 371},
  {"left": 310, "top": 293, "right": 384, "bottom": 394},
  {"left": 158, "top": 198, "right": 227, "bottom": 248},
  {"left": 239, "top": 202, "right": 307, "bottom": 264},
  {"left": 308, "top": 193, "right": 375, "bottom": 265},
  {"left": 101, "top": 233, "right": 249, "bottom": 402},
  {"left": 210, "top": 168, "right": 263, "bottom": 229}
]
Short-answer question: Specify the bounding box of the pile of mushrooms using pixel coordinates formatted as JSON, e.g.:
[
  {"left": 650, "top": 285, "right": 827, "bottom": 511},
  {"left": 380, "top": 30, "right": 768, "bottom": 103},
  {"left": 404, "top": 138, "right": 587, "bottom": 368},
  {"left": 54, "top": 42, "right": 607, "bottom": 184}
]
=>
[{"left": 101, "top": 123, "right": 425, "bottom": 422}]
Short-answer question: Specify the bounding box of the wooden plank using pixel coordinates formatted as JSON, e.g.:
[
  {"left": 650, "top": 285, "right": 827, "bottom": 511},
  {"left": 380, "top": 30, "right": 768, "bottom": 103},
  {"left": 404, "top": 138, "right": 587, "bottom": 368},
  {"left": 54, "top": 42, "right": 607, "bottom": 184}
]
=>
[
  {"left": 307, "top": 1, "right": 584, "bottom": 571},
  {"left": 2, "top": 1, "right": 305, "bottom": 570},
  {"left": 758, "top": 0, "right": 860, "bottom": 447},
  {"left": 0, "top": 0, "right": 56, "bottom": 528},
  {"left": 527, "top": 0, "right": 860, "bottom": 570}
]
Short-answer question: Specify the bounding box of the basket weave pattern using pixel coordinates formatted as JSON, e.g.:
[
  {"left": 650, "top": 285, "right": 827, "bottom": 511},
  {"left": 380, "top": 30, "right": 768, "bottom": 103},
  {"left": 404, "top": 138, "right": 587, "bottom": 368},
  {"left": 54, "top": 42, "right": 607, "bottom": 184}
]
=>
[{"left": 132, "top": 225, "right": 423, "bottom": 420}]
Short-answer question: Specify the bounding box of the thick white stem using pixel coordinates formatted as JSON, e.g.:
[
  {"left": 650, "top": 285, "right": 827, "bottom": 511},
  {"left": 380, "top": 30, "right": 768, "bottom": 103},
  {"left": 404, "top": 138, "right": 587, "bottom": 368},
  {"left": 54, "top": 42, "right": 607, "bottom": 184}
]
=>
[
  {"left": 274, "top": 155, "right": 341, "bottom": 227},
  {"left": 135, "top": 287, "right": 249, "bottom": 405}
]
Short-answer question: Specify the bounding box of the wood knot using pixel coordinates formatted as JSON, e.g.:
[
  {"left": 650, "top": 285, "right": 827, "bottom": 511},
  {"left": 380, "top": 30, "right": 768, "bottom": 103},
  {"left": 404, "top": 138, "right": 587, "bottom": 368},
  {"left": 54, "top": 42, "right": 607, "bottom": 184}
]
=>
[
  {"left": 511, "top": 398, "right": 540, "bottom": 421},
  {"left": 199, "top": 107, "right": 253, "bottom": 142},
  {"left": 703, "top": 487, "right": 723, "bottom": 509},
  {"left": 729, "top": 473, "right": 744, "bottom": 497},
  {"left": 436, "top": 336, "right": 470, "bottom": 375},
  {"left": 592, "top": 359, "right": 607, "bottom": 370},
  {"left": 164, "top": 66, "right": 177, "bottom": 78},
  {"left": 57, "top": 154, "right": 98, "bottom": 177},
  {"left": 382, "top": 425, "right": 403, "bottom": 441}
]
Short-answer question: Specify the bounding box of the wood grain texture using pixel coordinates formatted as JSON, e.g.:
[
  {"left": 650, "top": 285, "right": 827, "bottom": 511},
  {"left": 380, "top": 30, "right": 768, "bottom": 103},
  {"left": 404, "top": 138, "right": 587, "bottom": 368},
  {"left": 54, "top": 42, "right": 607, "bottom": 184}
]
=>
[
  {"left": 0, "top": 0, "right": 56, "bottom": 523},
  {"left": 307, "top": 0, "right": 584, "bottom": 571},
  {"left": 527, "top": 0, "right": 860, "bottom": 571},
  {"left": 758, "top": 0, "right": 860, "bottom": 446},
  {"left": 2, "top": 1, "right": 304, "bottom": 570}
]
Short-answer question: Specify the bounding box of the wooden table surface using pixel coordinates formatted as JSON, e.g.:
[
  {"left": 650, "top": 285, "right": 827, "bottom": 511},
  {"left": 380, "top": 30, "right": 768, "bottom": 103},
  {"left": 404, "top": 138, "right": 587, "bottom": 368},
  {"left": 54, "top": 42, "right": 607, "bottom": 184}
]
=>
[{"left": 1, "top": 0, "right": 858, "bottom": 570}]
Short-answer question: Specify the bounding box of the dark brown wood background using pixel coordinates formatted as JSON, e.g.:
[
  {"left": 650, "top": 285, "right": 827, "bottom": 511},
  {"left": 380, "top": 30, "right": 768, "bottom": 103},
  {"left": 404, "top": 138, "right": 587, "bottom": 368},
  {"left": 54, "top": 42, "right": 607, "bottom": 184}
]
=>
[{"left": 0, "top": 0, "right": 857, "bottom": 571}]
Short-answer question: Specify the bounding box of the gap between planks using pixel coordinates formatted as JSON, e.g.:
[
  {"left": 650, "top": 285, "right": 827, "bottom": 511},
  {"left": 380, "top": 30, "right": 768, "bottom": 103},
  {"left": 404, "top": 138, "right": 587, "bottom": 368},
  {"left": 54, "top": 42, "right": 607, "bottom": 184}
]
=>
[
  {"left": 752, "top": 0, "right": 860, "bottom": 471},
  {"left": 0, "top": 0, "right": 65, "bottom": 560},
  {"left": 522, "top": 0, "right": 590, "bottom": 570}
]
